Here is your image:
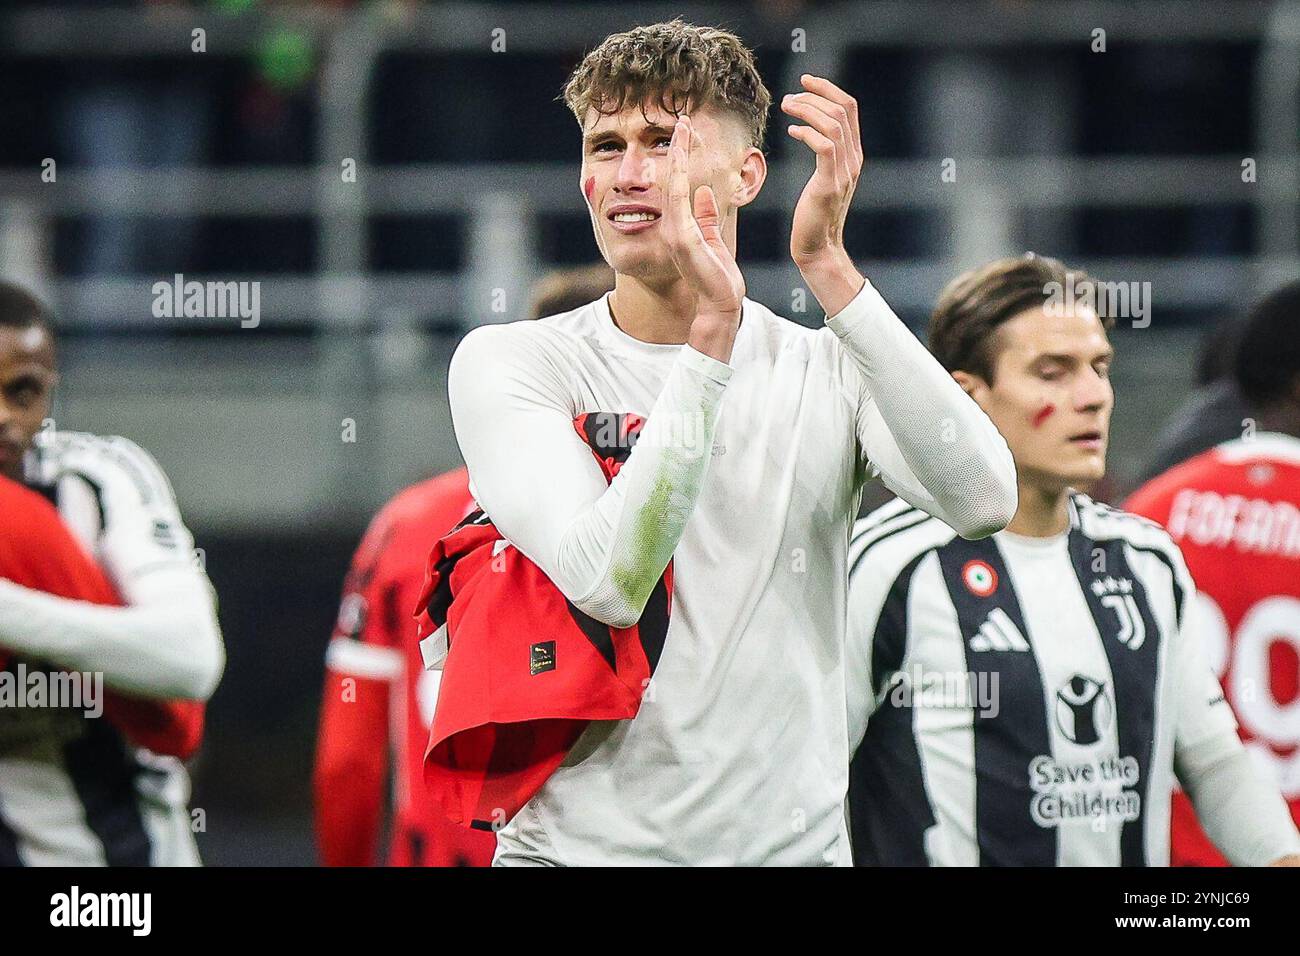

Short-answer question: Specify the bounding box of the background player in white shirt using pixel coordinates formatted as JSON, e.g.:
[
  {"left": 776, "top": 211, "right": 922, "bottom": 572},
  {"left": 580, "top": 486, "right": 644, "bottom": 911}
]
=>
[
  {"left": 0, "top": 281, "right": 224, "bottom": 865},
  {"left": 447, "top": 21, "right": 1016, "bottom": 865},
  {"left": 846, "top": 255, "right": 1300, "bottom": 866}
]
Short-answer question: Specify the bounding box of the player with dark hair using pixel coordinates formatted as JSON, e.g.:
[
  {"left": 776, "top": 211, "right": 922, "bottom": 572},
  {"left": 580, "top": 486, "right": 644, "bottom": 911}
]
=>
[
  {"left": 0, "top": 280, "right": 223, "bottom": 865},
  {"left": 0, "top": 283, "right": 58, "bottom": 479},
  {"left": 846, "top": 255, "right": 1300, "bottom": 866},
  {"left": 441, "top": 20, "right": 1016, "bottom": 865},
  {"left": 1127, "top": 280, "right": 1300, "bottom": 865}
]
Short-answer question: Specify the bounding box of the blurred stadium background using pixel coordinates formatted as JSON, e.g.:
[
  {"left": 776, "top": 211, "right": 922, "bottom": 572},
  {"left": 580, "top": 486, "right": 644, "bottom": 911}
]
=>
[{"left": 0, "top": 0, "right": 1296, "bottom": 864}]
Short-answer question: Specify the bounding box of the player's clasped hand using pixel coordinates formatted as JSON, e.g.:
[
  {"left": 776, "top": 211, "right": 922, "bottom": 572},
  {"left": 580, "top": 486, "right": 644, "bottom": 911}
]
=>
[
  {"left": 663, "top": 113, "right": 745, "bottom": 319},
  {"left": 783, "top": 74, "right": 865, "bottom": 270}
]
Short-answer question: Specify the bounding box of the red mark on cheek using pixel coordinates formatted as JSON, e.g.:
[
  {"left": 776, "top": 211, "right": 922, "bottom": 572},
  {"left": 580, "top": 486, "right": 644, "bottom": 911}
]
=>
[
  {"left": 1032, "top": 404, "right": 1056, "bottom": 428},
  {"left": 583, "top": 176, "right": 596, "bottom": 204}
]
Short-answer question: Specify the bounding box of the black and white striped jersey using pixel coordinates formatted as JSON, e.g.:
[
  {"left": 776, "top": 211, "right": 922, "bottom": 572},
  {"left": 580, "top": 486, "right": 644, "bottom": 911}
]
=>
[
  {"left": 845, "top": 493, "right": 1236, "bottom": 867},
  {"left": 0, "top": 431, "right": 205, "bottom": 866}
]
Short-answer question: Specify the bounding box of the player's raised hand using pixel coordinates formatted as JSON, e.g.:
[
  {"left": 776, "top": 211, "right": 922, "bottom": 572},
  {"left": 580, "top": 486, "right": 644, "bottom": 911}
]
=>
[
  {"left": 783, "top": 75, "right": 867, "bottom": 316},
  {"left": 663, "top": 114, "right": 745, "bottom": 320}
]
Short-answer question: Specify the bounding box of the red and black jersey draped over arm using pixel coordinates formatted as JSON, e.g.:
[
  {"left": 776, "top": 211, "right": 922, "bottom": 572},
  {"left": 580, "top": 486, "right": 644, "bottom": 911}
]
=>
[{"left": 415, "top": 413, "right": 673, "bottom": 830}]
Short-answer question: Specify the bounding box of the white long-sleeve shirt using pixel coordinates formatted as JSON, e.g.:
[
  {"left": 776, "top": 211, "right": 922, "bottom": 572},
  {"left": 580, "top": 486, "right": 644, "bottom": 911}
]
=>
[{"left": 448, "top": 280, "right": 1016, "bottom": 865}]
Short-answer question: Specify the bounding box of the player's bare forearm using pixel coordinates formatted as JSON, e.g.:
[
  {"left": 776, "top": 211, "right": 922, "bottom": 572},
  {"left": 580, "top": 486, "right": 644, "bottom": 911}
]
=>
[
  {"left": 687, "top": 309, "right": 742, "bottom": 363},
  {"left": 797, "top": 248, "right": 865, "bottom": 322}
]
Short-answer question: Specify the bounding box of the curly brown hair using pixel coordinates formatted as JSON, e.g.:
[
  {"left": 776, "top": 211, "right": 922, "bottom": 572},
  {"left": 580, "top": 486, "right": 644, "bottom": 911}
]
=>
[{"left": 561, "top": 20, "right": 771, "bottom": 150}]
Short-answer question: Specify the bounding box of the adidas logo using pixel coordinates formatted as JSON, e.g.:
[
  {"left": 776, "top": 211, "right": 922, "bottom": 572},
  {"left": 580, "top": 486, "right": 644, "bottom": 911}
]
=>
[{"left": 968, "top": 607, "right": 1030, "bottom": 653}]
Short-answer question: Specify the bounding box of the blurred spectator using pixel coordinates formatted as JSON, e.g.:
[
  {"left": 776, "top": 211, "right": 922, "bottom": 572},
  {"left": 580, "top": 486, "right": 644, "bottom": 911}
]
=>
[{"left": 528, "top": 263, "right": 613, "bottom": 318}]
